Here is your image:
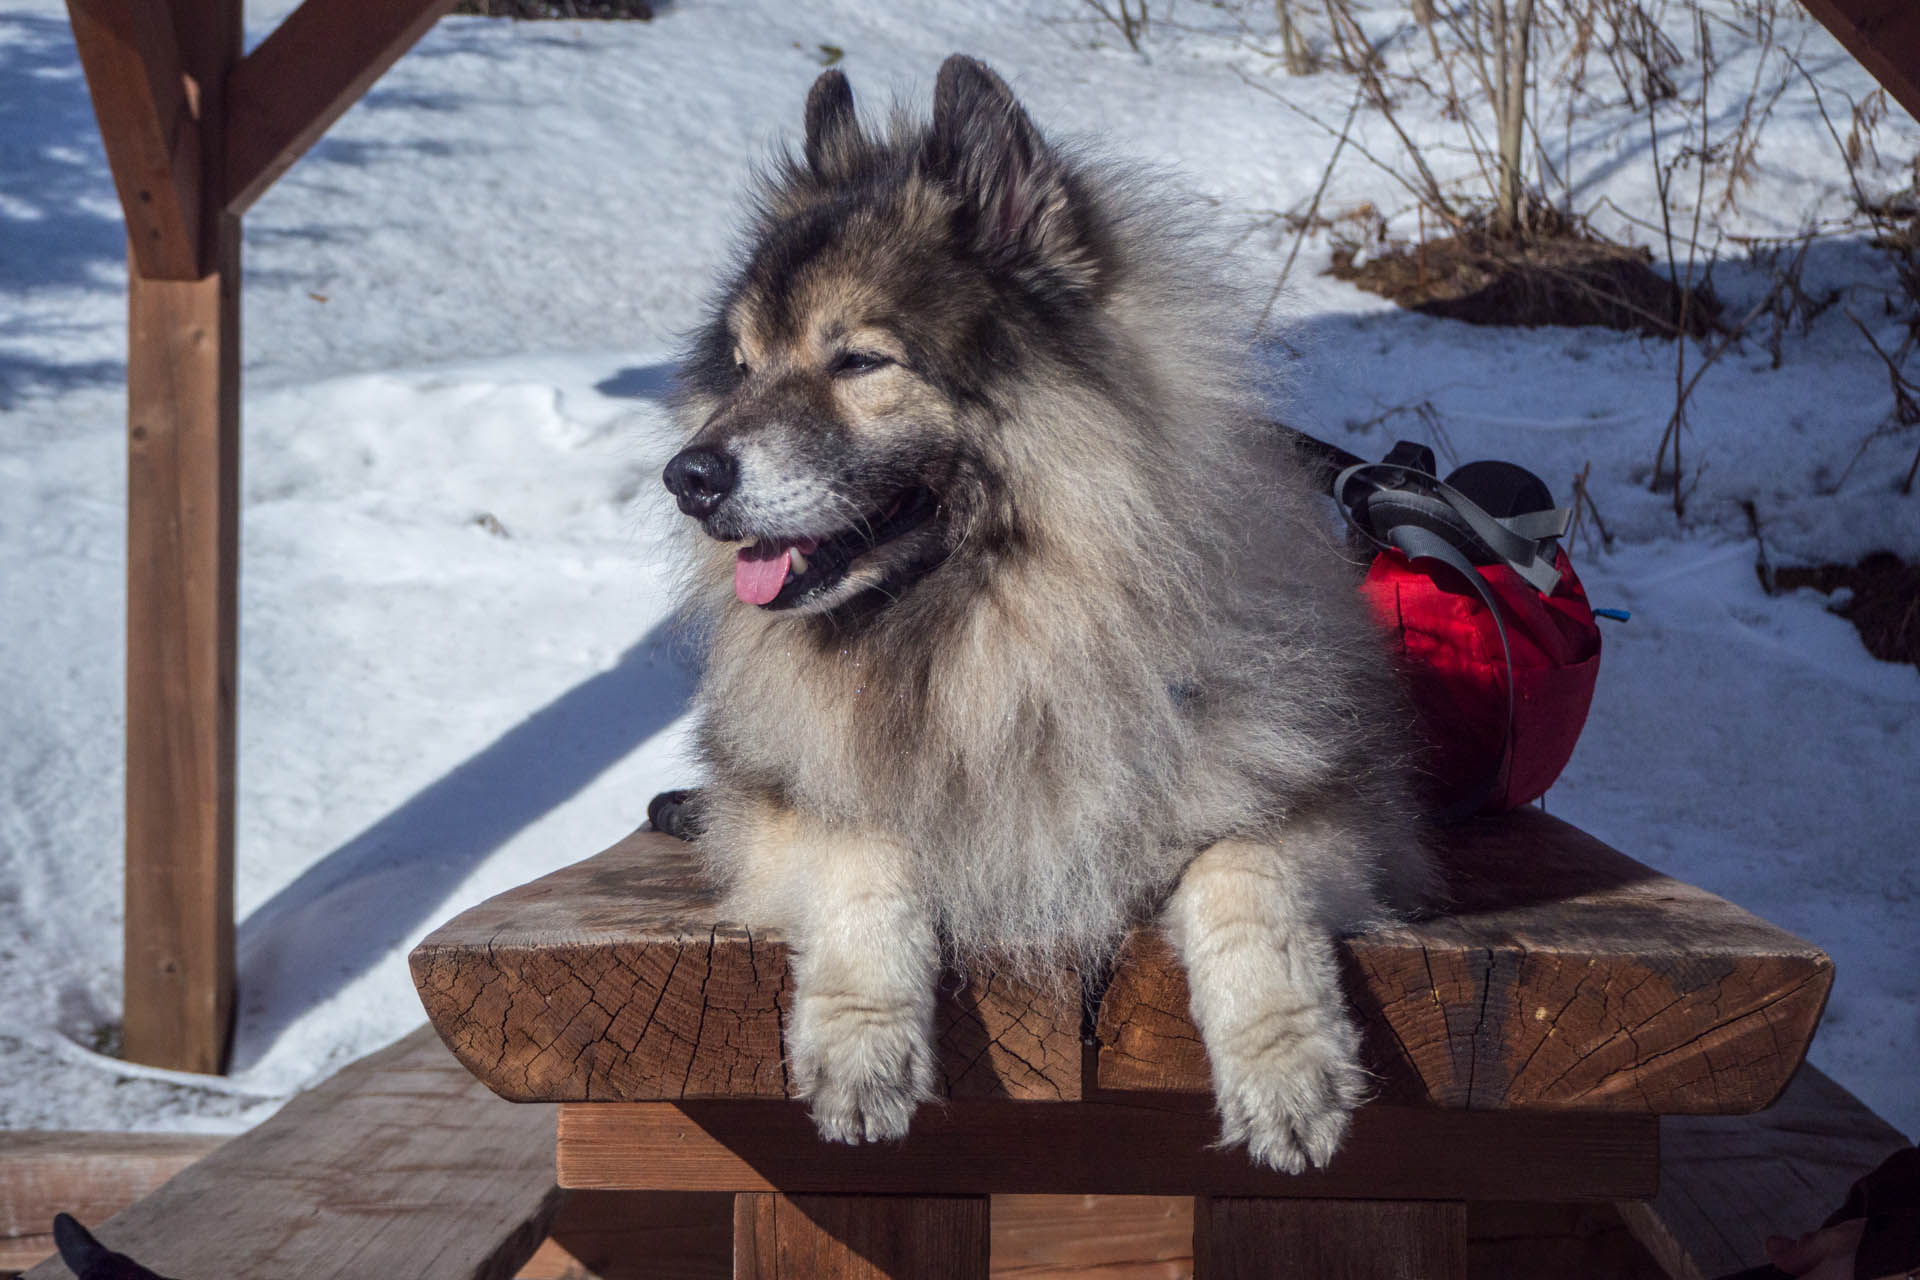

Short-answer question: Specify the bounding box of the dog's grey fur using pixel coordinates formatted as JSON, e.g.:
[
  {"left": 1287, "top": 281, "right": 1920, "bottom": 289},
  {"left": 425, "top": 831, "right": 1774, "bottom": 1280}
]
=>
[{"left": 663, "top": 56, "right": 1432, "bottom": 1171}]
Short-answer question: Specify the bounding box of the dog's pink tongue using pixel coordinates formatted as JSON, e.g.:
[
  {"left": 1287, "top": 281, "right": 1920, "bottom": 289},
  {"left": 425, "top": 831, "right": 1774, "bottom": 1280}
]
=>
[{"left": 734, "top": 543, "right": 791, "bottom": 606}]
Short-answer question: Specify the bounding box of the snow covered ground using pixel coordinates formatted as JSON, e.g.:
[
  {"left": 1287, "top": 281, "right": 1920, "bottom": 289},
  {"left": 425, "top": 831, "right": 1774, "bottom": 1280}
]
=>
[{"left": 1, "top": 0, "right": 1914, "bottom": 1139}]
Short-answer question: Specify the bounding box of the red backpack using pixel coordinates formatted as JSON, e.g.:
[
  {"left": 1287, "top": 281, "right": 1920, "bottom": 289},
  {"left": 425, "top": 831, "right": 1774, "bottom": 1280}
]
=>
[{"left": 1286, "top": 432, "right": 1606, "bottom": 820}]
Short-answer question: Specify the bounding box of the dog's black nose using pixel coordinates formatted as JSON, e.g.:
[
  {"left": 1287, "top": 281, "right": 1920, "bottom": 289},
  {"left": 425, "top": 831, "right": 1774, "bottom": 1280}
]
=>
[{"left": 663, "top": 446, "right": 738, "bottom": 517}]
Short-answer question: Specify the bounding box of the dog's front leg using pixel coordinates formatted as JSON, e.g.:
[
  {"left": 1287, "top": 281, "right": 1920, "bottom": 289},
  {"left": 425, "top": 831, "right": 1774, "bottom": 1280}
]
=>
[
  {"left": 780, "top": 823, "right": 938, "bottom": 1145},
  {"left": 1165, "top": 833, "right": 1369, "bottom": 1174}
]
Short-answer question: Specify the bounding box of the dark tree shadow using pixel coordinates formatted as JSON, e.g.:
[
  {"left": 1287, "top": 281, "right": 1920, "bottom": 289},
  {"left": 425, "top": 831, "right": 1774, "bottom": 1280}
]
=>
[
  {"left": 229, "top": 613, "right": 702, "bottom": 1071},
  {"left": 595, "top": 362, "right": 677, "bottom": 400},
  {"left": 0, "top": 14, "right": 130, "bottom": 406}
]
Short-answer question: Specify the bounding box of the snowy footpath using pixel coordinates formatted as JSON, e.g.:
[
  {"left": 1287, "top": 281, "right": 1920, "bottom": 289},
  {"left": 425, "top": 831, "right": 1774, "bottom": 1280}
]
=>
[{"left": 1, "top": 0, "right": 1914, "bottom": 1138}]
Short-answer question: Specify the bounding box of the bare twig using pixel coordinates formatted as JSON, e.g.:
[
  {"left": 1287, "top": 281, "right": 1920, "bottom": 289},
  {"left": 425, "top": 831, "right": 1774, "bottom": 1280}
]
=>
[
  {"left": 1651, "top": 283, "right": 1796, "bottom": 501},
  {"left": 1261, "top": 85, "right": 1367, "bottom": 329},
  {"left": 1844, "top": 308, "right": 1920, "bottom": 425},
  {"left": 1229, "top": 62, "right": 1461, "bottom": 223},
  {"left": 1082, "top": 0, "right": 1150, "bottom": 52},
  {"left": 1569, "top": 461, "right": 1616, "bottom": 552},
  {"left": 1275, "top": 0, "right": 1315, "bottom": 73}
]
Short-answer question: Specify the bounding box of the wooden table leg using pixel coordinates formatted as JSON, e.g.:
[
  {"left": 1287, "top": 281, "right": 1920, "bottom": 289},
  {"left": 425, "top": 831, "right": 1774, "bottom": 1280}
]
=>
[
  {"left": 1194, "top": 1197, "right": 1467, "bottom": 1279},
  {"left": 732, "top": 1193, "right": 989, "bottom": 1279}
]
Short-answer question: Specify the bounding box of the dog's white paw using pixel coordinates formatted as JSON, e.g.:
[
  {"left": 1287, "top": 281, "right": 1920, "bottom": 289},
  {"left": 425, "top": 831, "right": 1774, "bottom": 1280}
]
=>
[
  {"left": 1210, "top": 1002, "right": 1367, "bottom": 1174},
  {"left": 789, "top": 996, "right": 934, "bottom": 1145}
]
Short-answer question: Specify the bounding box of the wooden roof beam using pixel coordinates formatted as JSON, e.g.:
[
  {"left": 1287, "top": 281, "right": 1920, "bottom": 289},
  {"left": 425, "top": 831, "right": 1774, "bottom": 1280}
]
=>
[
  {"left": 1799, "top": 0, "right": 1920, "bottom": 125},
  {"left": 64, "top": 0, "right": 204, "bottom": 280},
  {"left": 224, "top": 0, "right": 460, "bottom": 215}
]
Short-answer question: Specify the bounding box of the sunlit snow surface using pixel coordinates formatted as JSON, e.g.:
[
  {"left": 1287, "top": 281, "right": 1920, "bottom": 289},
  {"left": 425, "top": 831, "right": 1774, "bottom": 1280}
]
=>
[{"left": 0, "top": 0, "right": 1913, "bottom": 1137}]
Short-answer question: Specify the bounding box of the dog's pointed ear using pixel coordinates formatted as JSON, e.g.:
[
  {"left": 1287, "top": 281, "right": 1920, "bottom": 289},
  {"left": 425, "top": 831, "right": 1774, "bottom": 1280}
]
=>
[
  {"left": 804, "top": 69, "right": 864, "bottom": 182},
  {"left": 924, "top": 56, "right": 1093, "bottom": 287}
]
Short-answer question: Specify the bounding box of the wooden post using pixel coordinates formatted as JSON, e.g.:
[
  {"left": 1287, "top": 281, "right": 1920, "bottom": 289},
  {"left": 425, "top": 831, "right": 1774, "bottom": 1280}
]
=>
[
  {"left": 732, "top": 1194, "right": 989, "bottom": 1280},
  {"left": 1796, "top": 1, "right": 1920, "bottom": 126},
  {"left": 67, "top": 0, "right": 241, "bottom": 1074},
  {"left": 68, "top": 0, "right": 458, "bottom": 1075},
  {"left": 122, "top": 225, "right": 240, "bottom": 1074},
  {"left": 1193, "top": 1198, "right": 1467, "bottom": 1280},
  {"left": 119, "top": 0, "right": 242, "bottom": 1076},
  {"left": 224, "top": 0, "right": 462, "bottom": 215}
]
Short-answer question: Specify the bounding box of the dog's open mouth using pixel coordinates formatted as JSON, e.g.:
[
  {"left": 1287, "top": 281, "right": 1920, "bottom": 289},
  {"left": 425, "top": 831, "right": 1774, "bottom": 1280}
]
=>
[{"left": 733, "top": 487, "right": 939, "bottom": 609}]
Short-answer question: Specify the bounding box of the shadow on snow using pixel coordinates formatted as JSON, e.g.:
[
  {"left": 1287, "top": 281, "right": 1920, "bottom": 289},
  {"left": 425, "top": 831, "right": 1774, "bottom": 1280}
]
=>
[{"left": 228, "top": 613, "right": 702, "bottom": 1072}]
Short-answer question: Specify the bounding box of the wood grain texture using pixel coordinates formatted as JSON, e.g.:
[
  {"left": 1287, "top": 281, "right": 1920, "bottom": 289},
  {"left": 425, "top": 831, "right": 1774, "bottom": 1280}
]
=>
[
  {"left": 410, "top": 833, "right": 1082, "bottom": 1103},
  {"left": 225, "top": 0, "right": 458, "bottom": 213},
  {"left": 510, "top": 1194, "right": 1195, "bottom": 1280},
  {"left": 416, "top": 810, "right": 1828, "bottom": 1116},
  {"left": 1465, "top": 1202, "right": 1668, "bottom": 1280},
  {"left": 988, "top": 1196, "right": 1192, "bottom": 1279},
  {"left": 1100, "top": 809, "right": 1830, "bottom": 1112},
  {"left": 1615, "top": 1064, "right": 1913, "bottom": 1280},
  {"left": 734, "top": 1195, "right": 990, "bottom": 1279},
  {"left": 513, "top": 1191, "right": 732, "bottom": 1280},
  {"left": 556, "top": 1100, "right": 1657, "bottom": 1201},
  {"left": 1797, "top": 0, "right": 1920, "bottom": 127},
  {"left": 117, "top": 0, "right": 244, "bottom": 1074},
  {"left": 64, "top": 0, "right": 202, "bottom": 279},
  {"left": 120, "top": 212, "right": 241, "bottom": 1076},
  {"left": 20, "top": 1028, "right": 557, "bottom": 1280},
  {"left": 1193, "top": 1198, "right": 1466, "bottom": 1279},
  {"left": 0, "top": 1235, "right": 57, "bottom": 1273},
  {"left": 0, "top": 1131, "right": 224, "bottom": 1239}
]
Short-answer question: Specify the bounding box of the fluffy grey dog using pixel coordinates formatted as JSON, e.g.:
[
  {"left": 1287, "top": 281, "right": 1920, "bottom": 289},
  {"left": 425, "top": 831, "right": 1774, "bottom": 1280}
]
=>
[{"left": 660, "top": 55, "right": 1431, "bottom": 1172}]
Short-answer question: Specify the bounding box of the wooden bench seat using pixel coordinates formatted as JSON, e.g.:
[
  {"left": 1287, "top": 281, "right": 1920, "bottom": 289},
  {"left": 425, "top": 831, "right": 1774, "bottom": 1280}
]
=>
[
  {"left": 0, "top": 1133, "right": 225, "bottom": 1273},
  {"left": 1621, "top": 1063, "right": 1913, "bottom": 1280},
  {"left": 20, "top": 1066, "right": 1901, "bottom": 1278},
  {"left": 19, "top": 1027, "right": 560, "bottom": 1280},
  {"left": 402, "top": 807, "right": 1841, "bottom": 1277},
  {"left": 12, "top": 809, "right": 1896, "bottom": 1278},
  {"left": 410, "top": 808, "right": 1829, "bottom": 1116}
]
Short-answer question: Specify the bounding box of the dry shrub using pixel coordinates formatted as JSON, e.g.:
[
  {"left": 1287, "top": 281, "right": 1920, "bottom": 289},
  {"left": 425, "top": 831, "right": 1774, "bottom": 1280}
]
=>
[
  {"left": 1774, "top": 553, "right": 1920, "bottom": 670},
  {"left": 1332, "top": 232, "right": 1716, "bottom": 336}
]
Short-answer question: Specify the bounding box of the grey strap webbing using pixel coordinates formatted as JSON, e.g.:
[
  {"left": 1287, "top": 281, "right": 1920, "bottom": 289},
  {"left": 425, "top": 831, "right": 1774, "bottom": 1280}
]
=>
[
  {"left": 1334, "top": 461, "right": 1571, "bottom": 595},
  {"left": 1334, "top": 461, "right": 1549, "bottom": 822}
]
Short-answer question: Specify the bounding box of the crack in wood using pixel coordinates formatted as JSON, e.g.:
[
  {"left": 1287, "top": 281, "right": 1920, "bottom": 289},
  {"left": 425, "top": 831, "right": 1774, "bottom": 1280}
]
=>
[{"left": 678, "top": 928, "right": 719, "bottom": 1097}]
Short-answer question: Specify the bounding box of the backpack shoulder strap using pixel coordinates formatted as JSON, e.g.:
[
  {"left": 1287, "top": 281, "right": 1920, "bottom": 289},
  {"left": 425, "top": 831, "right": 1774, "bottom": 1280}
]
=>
[{"left": 1335, "top": 460, "right": 1572, "bottom": 594}]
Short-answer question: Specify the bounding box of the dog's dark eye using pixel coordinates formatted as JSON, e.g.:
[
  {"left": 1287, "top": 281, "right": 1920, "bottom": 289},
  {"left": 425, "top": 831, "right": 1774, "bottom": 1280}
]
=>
[
  {"left": 734, "top": 357, "right": 750, "bottom": 378},
  {"left": 832, "top": 351, "right": 892, "bottom": 376}
]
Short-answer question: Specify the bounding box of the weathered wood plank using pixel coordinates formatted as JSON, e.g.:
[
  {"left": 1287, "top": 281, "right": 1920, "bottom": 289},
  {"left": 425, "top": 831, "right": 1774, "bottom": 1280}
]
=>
[
  {"left": 0, "top": 1132, "right": 224, "bottom": 1241},
  {"left": 556, "top": 1100, "right": 1657, "bottom": 1201},
  {"left": 1193, "top": 1198, "right": 1466, "bottom": 1279},
  {"left": 63, "top": 0, "right": 202, "bottom": 279},
  {"left": 988, "top": 1196, "right": 1192, "bottom": 1279},
  {"left": 0, "top": 1235, "right": 55, "bottom": 1274},
  {"left": 117, "top": 0, "right": 243, "bottom": 1078},
  {"left": 225, "top": 0, "right": 458, "bottom": 214},
  {"left": 1099, "top": 810, "right": 1830, "bottom": 1112},
  {"left": 734, "top": 1194, "right": 990, "bottom": 1279},
  {"left": 20, "top": 1028, "right": 558, "bottom": 1280},
  {"left": 509, "top": 1194, "right": 1199, "bottom": 1280},
  {"left": 415, "top": 811, "right": 1828, "bottom": 1114},
  {"left": 1465, "top": 1202, "right": 1669, "bottom": 1280},
  {"left": 513, "top": 1191, "right": 732, "bottom": 1280},
  {"left": 1798, "top": 0, "right": 1920, "bottom": 128},
  {"left": 409, "top": 837, "right": 1082, "bottom": 1103},
  {"left": 1616, "top": 1063, "right": 1912, "bottom": 1280}
]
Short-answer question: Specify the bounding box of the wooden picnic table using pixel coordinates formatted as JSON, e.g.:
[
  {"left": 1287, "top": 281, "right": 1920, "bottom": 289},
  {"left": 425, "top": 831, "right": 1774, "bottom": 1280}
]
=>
[{"left": 409, "top": 806, "right": 1831, "bottom": 1278}]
